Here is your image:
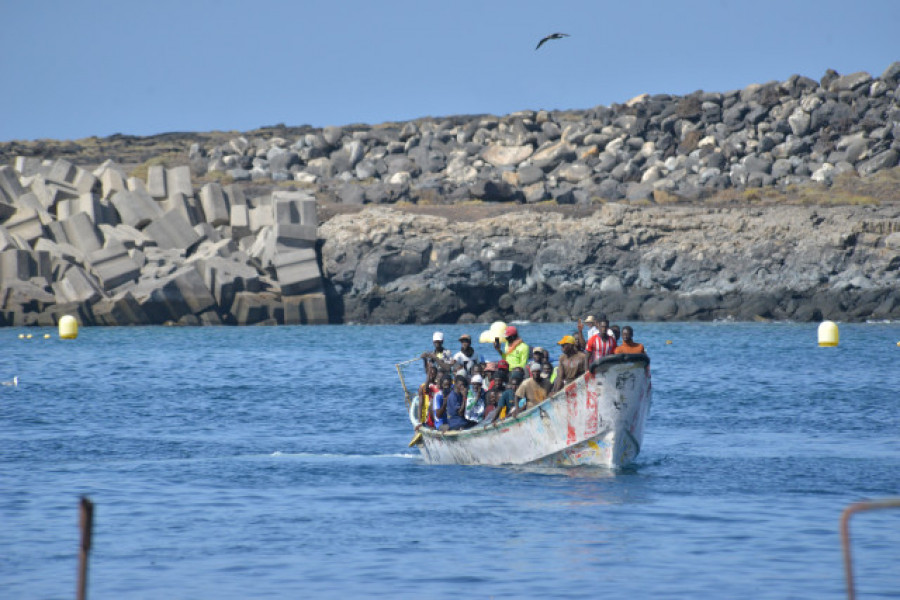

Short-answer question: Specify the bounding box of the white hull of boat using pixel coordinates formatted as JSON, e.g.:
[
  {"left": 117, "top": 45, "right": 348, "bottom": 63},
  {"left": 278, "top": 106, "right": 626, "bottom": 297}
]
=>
[{"left": 416, "top": 354, "right": 652, "bottom": 468}]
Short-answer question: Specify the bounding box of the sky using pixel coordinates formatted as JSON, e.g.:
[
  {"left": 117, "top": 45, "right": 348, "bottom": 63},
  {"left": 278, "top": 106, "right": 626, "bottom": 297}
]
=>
[{"left": 2, "top": 0, "right": 898, "bottom": 142}]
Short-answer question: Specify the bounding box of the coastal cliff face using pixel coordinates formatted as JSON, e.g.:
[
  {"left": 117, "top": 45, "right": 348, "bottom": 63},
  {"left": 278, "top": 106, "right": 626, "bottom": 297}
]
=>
[
  {"left": 1, "top": 63, "right": 899, "bottom": 326},
  {"left": 320, "top": 204, "right": 900, "bottom": 323}
]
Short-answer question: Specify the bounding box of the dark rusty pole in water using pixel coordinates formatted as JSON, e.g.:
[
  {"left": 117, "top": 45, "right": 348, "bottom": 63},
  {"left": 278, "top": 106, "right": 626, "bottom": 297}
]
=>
[
  {"left": 77, "top": 496, "right": 94, "bottom": 600},
  {"left": 840, "top": 497, "right": 900, "bottom": 600}
]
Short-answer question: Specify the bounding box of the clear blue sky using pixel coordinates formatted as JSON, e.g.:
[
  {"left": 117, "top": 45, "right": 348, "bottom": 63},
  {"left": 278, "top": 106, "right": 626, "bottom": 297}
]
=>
[{"left": 2, "top": 0, "right": 897, "bottom": 142}]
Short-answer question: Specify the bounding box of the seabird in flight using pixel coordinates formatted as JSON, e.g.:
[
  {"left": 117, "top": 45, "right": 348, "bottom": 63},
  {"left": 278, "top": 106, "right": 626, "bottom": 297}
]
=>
[{"left": 535, "top": 32, "right": 570, "bottom": 50}]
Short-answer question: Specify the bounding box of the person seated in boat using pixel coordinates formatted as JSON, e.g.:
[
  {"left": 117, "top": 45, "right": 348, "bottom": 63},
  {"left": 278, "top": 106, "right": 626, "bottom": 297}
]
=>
[
  {"left": 452, "top": 334, "right": 484, "bottom": 377},
  {"left": 421, "top": 331, "right": 454, "bottom": 375},
  {"left": 610, "top": 324, "right": 621, "bottom": 344},
  {"left": 482, "top": 387, "right": 500, "bottom": 424},
  {"left": 551, "top": 335, "right": 589, "bottom": 393},
  {"left": 431, "top": 373, "right": 453, "bottom": 430},
  {"left": 445, "top": 374, "right": 477, "bottom": 431},
  {"left": 493, "top": 326, "right": 530, "bottom": 371},
  {"left": 464, "top": 374, "right": 487, "bottom": 422},
  {"left": 494, "top": 368, "right": 525, "bottom": 421},
  {"left": 416, "top": 364, "right": 440, "bottom": 428},
  {"left": 471, "top": 362, "right": 485, "bottom": 381},
  {"left": 514, "top": 364, "right": 548, "bottom": 415},
  {"left": 581, "top": 316, "right": 617, "bottom": 363},
  {"left": 539, "top": 362, "right": 554, "bottom": 395},
  {"left": 489, "top": 361, "right": 509, "bottom": 392},
  {"left": 613, "top": 326, "right": 646, "bottom": 355}
]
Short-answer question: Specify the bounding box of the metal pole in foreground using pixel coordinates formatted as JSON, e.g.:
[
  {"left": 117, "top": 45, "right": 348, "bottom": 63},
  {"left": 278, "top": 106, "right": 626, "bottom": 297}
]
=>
[
  {"left": 840, "top": 497, "right": 900, "bottom": 600},
  {"left": 77, "top": 496, "right": 94, "bottom": 600}
]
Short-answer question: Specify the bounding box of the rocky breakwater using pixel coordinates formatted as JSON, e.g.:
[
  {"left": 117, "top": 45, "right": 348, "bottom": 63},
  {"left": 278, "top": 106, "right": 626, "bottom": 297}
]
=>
[
  {"left": 0, "top": 159, "right": 329, "bottom": 326},
  {"left": 320, "top": 203, "right": 900, "bottom": 324},
  {"left": 185, "top": 64, "right": 900, "bottom": 205}
]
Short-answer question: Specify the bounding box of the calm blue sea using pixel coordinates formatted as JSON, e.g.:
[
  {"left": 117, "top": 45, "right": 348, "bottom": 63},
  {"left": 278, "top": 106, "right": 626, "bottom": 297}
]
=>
[{"left": 1, "top": 321, "right": 899, "bottom": 599}]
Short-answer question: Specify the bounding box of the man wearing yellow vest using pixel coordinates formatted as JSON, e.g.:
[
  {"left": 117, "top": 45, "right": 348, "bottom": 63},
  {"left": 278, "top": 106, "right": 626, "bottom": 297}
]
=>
[{"left": 492, "top": 325, "right": 530, "bottom": 371}]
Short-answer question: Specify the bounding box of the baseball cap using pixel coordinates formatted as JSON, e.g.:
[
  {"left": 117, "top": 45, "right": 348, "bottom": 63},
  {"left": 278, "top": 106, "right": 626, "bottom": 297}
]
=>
[
  {"left": 432, "top": 331, "right": 444, "bottom": 341},
  {"left": 557, "top": 335, "right": 576, "bottom": 345},
  {"left": 458, "top": 333, "right": 471, "bottom": 341},
  {"left": 585, "top": 315, "right": 597, "bottom": 323},
  {"left": 497, "top": 360, "right": 509, "bottom": 370},
  {"left": 505, "top": 325, "right": 517, "bottom": 337},
  {"left": 471, "top": 375, "right": 483, "bottom": 385}
]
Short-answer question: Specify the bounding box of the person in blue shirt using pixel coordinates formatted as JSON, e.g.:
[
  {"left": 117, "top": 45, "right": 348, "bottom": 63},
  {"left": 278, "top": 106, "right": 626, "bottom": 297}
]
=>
[
  {"left": 445, "top": 374, "right": 476, "bottom": 431},
  {"left": 431, "top": 373, "right": 453, "bottom": 430}
]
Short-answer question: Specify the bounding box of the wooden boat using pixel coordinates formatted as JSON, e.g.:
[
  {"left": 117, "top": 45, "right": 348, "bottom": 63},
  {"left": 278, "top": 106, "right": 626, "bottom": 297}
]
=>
[{"left": 399, "top": 353, "right": 651, "bottom": 468}]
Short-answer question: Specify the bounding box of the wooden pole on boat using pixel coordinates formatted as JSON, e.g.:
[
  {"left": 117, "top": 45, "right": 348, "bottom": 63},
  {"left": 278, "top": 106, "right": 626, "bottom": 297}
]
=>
[
  {"left": 395, "top": 357, "right": 419, "bottom": 409},
  {"left": 840, "top": 497, "right": 900, "bottom": 600},
  {"left": 77, "top": 496, "right": 94, "bottom": 600}
]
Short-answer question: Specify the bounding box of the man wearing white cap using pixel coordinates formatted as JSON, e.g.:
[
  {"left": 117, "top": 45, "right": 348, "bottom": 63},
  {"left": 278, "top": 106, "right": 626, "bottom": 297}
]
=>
[{"left": 421, "top": 331, "right": 453, "bottom": 374}]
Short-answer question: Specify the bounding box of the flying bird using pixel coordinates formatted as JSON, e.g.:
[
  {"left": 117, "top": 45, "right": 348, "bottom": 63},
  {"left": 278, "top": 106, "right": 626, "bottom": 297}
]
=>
[{"left": 535, "top": 32, "right": 570, "bottom": 50}]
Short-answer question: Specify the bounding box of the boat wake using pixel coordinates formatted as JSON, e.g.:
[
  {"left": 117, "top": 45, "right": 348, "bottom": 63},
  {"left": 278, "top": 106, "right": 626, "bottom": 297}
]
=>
[{"left": 268, "top": 450, "right": 419, "bottom": 461}]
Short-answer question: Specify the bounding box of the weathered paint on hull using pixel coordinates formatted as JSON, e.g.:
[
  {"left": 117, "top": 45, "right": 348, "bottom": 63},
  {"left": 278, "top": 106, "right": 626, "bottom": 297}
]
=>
[{"left": 417, "top": 354, "right": 652, "bottom": 469}]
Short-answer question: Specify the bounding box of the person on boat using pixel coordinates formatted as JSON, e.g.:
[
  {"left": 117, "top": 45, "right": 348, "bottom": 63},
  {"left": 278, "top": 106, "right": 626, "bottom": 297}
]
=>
[
  {"left": 610, "top": 324, "right": 621, "bottom": 344},
  {"left": 464, "top": 374, "right": 487, "bottom": 422},
  {"left": 582, "top": 315, "right": 600, "bottom": 340},
  {"left": 580, "top": 316, "right": 617, "bottom": 363},
  {"left": 452, "top": 334, "right": 484, "bottom": 376},
  {"left": 488, "top": 360, "right": 509, "bottom": 394},
  {"left": 493, "top": 326, "right": 530, "bottom": 371},
  {"left": 613, "top": 326, "right": 646, "bottom": 355},
  {"left": 539, "top": 362, "right": 554, "bottom": 395},
  {"left": 416, "top": 364, "right": 440, "bottom": 427},
  {"left": 445, "top": 374, "right": 476, "bottom": 431},
  {"left": 531, "top": 346, "right": 552, "bottom": 367},
  {"left": 494, "top": 368, "right": 525, "bottom": 421},
  {"left": 514, "top": 364, "right": 548, "bottom": 415},
  {"left": 432, "top": 373, "right": 453, "bottom": 430},
  {"left": 421, "top": 331, "right": 454, "bottom": 375},
  {"left": 488, "top": 360, "right": 509, "bottom": 391},
  {"left": 551, "top": 335, "right": 589, "bottom": 393},
  {"left": 482, "top": 387, "right": 500, "bottom": 423}
]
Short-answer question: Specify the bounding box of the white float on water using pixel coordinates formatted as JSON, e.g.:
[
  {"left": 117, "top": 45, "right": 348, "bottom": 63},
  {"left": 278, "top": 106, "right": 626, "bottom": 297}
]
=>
[
  {"left": 59, "top": 315, "right": 79, "bottom": 340},
  {"left": 818, "top": 320, "right": 839, "bottom": 347}
]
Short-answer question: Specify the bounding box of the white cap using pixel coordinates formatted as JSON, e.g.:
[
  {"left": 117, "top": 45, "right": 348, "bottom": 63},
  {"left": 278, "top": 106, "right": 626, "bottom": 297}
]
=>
[
  {"left": 432, "top": 331, "right": 444, "bottom": 341},
  {"left": 470, "top": 375, "right": 483, "bottom": 384}
]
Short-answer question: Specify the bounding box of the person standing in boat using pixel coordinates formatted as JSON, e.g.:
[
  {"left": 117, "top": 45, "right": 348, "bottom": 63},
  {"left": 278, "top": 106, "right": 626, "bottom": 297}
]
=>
[
  {"left": 452, "top": 334, "right": 484, "bottom": 377},
  {"left": 539, "top": 362, "right": 554, "bottom": 395},
  {"left": 551, "top": 335, "right": 589, "bottom": 393},
  {"left": 613, "top": 326, "right": 647, "bottom": 355},
  {"left": 432, "top": 373, "right": 453, "bottom": 430},
  {"left": 579, "top": 316, "right": 617, "bottom": 363},
  {"left": 421, "top": 331, "right": 453, "bottom": 375},
  {"left": 493, "top": 325, "right": 530, "bottom": 371}
]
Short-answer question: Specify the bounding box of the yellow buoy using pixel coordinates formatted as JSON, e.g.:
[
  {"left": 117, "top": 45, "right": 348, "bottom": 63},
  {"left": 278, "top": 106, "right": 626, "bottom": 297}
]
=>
[
  {"left": 26, "top": 333, "right": 32, "bottom": 339},
  {"left": 665, "top": 340, "right": 673, "bottom": 345},
  {"left": 59, "top": 315, "right": 79, "bottom": 340},
  {"left": 818, "top": 320, "right": 839, "bottom": 347},
  {"left": 18, "top": 333, "right": 25, "bottom": 339},
  {"left": 44, "top": 333, "right": 51, "bottom": 339}
]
